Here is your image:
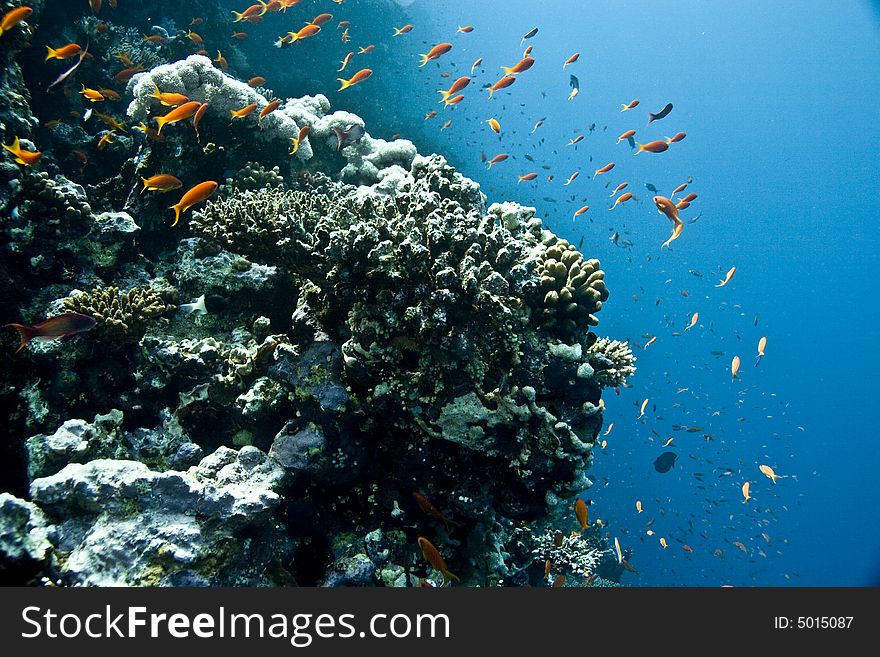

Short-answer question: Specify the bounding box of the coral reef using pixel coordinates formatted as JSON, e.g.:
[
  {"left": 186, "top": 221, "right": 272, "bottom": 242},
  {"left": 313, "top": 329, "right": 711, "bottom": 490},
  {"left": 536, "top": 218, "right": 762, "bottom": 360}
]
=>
[
  {"left": 62, "top": 286, "right": 169, "bottom": 341},
  {"left": 0, "top": 4, "right": 635, "bottom": 588}
]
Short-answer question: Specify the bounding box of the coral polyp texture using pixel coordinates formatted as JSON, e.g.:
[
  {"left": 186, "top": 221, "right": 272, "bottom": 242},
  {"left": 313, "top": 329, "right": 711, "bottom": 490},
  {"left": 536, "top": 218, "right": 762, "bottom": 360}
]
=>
[{"left": 0, "top": 5, "right": 633, "bottom": 588}]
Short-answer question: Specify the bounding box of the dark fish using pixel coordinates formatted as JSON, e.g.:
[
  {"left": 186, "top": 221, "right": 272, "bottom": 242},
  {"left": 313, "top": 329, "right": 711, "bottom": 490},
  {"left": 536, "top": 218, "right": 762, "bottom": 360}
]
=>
[
  {"left": 6, "top": 312, "right": 96, "bottom": 353},
  {"left": 627, "top": 136, "right": 636, "bottom": 149},
  {"left": 754, "top": 313, "right": 760, "bottom": 327},
  {"left": 333, "top": 123, "right": 365, "bottom": 150},
  {"left": 647, "top": 102, "right": 673, "bottom": 124},
  {"left": 569, "top": 75, "right": 579, "bottom": 90},
  {"left": 521, "top": 27, "right": 538, "bottom": 44},
  {"left": 653, "top": 451, "right": 678, "bottom": 473},
  {"left": 645, "top": 183, "right": 658, "bottom": 193},
  {"left": 689, "top": 269, "right": 703, "bottom": 277},
  {"left": 524, "top": 153, "right": 535, "bottom": 162}
]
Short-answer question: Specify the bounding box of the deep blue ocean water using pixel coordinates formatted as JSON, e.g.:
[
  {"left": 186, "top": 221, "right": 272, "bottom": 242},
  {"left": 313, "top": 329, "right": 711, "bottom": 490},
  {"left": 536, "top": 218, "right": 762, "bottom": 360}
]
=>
[{"left": 225, "top": 0, "right": 879, "bottom": 586}]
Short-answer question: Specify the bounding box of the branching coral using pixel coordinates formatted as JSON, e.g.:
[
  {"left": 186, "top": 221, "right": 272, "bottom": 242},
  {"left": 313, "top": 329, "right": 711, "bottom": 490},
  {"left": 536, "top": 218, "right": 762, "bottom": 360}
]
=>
[
  {"left": 222, "top": 161, "right": 285, "bottom": 193},
  {"left": 531, "top": 529, "right": 605, "bottom": 579},
  {"left": 534, "top": 238, "right": 609, "bottom": 339},
  {"left": 62, "top": 286, "right": 168, "bottom": 341},
  {"left": 586, "top": 337, "right": 636, "bottom": 387}
]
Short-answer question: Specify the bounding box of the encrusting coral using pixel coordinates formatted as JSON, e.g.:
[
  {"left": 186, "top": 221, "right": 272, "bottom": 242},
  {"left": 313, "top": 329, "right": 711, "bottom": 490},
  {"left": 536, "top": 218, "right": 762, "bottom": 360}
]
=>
[{"left": 62, "top": 286, "right": 168, "bottom": 341}]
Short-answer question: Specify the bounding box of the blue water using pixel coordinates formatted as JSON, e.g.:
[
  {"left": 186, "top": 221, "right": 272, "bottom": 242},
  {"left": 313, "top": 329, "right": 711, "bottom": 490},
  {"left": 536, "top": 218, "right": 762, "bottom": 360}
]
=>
[{"left": 229, "top": 0, "right": 880, "bottom": 585}]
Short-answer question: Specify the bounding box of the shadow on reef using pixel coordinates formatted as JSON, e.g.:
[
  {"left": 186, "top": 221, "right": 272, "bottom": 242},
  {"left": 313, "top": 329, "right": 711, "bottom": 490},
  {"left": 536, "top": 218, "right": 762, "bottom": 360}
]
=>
[{"left": 0, "top": 0, "right": 636, "bottom": 587}]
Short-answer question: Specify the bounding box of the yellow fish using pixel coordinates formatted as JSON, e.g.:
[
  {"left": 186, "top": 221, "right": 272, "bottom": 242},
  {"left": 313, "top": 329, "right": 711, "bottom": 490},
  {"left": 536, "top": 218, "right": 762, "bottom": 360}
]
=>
[
  {"left": 759, "top": 465, "right": 780, "bottom": 484},
  {"left": 731, "top": 355, "right": 741, "bottom": 381},
  {"left": 685, "top": 311, "right": 698, "bottom": 331},
  {"left": 639, "top": 398, "right": 649, "bottom": 418},
  {"left": 716, "top": 266, "right": 737, "bottom": 287},
  {"left": 755, "top": 336, "right": 767, "bottom": 367},
  {"left": 742, "top": 481, "right": 751, "bottom": 503},
  {"left": 660, "top": 537, "right": 668, "bottom": 549},
  {"left": 636, "top": 500, "right": 643, "bottom": 514}
]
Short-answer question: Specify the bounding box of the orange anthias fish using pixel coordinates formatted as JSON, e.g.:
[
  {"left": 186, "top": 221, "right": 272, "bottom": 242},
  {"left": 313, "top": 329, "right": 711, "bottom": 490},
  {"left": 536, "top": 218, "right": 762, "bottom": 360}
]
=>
[
  {"left": 685, "top": 311, "right": 699, "bottom": 331},
  {"left": 639, "top": 397, "right": 649, "bottom": 418},
  {"left": 0, "top": 7, "right": 33, "bottom": 38},
  {"left": 419, "top": 42, "right": 452, "bottom": 67},
  {"left": 742, "top": 481, "right": 751, "bottom": 503},
  {"left": 2, "top": 137, "right": 42, "bottom": 166},
  {"left": 634, "top": 139, "right": 669, "bottom": 154},
  {"left": 564, "top": 171, "right": 579, "bottom": 186},
  {"left": 169, "top": 180, "right": 218, "bottom": 227},
  {"left": 412, "top": 492, "right": 458, "bottom": 532},
  {"left": 575, "top": 497, "right": 590, "bottom": 529},
  {"left": 653, "top": 195, "right": 684, "bottom": 248},
  {"left": 193, "top": 103, "right": 208, "bottom": 142},
  {"left": 114, "top": 66, "right": 145, "bottom": 83},
  {"left": 755, "top": 336, "right": 767, "bottom": 367},
  {"left": 716, "top": 266, "right": 737, "bottom": 287},
  {"left": 569, "top": 135, "right": 584, "bottom": 146},
  {"left": 148, "top": 83, "right": 190, "bottom": 107},
  {"left": 438, "top": 76, "right": 470, "bottom": 103},
  {"left": 140, "top": 174, "right": 183, "bottom": 194},
  {"left": 338, "top": 68, "right": 372, "bottom": 91},
  {"left": 563, "top": 52, "right": 580, "bottom": 69},
  {"left": 231, "top": 103, "right": 258, "bottom": 119},
  {"left": 186, "top": 30, "right": 204, "bottom": 45},
  {"left": 156, "top": 101, "right": 201, "bottom": 134},
  {"left": 393, "top": 24, "right": 414, "bottom": 37},
  {"left": 617, "top": 129, "right": 635, "bottom": 144},
  {"left": 311, "top": 12, "right": 333, "bottom": 26},
  {"left": 573, "top": 205, "right": 589, "bottom": 219},
  {"left": 731, "top": 355, "right": 741, "bottom": 381},
  {"left": 358, "top": 45, "right": 375, "bottom": 54},
  {"left": 6, "top": 313, "right": 97, "bottom": 353},
  {"left": 593, "top": 162, "right": 615, "bottom": 178},
  {"left": 45, "top": 43, "right": 83, "bottom": 61},
  {"left": 518, "top": 172, "right": 538, "bottom": 183},
  {"left": 621, "top": 99, "right": 639, "bottom": 111},
  {"left": 417, "top": 537, "right": 459, "bottom": 585},
  {"left": 471, "top": 58, "right": 482, "bottom": 74},
  {"left": 487, "top": 75, "right": 516, "bottom": 99},
  {"left": 248, "top": 76, "right": 267, "bottom": 87},
  {"left": 258, "top": 99, "right": 281, "bottom": 123},
  {"left": 487, "top": 117, "right": 500, "bottom": 133},
  {"left": 609, "top": 182, "right": 629, "bottom": 197},
  {"left": 97, "top": 130, "right": 116, "bottom": 150},
  {"left": 457, "top": 25, "right": 474, "bottom": 33},
  {"left": 285, "top": 24, "right": 321, "bottom": 44},
  {"left": 609, "top": 192, "right": 633, "bottom": 210},
  {"left": 666, "top": 131, "right": 687, "bottom": 144},
  {"left": 644, "top": 336, "right": 656, "bottom": 348},
  {"left": 486, "top": 153, "right": 508, "bottom": 169},
  {"left": 80, "top": 85, "right": 105, "bottom": 102},
  {"left": 338, "top": 52, "right": 353, "bottom": 72},
  {"left": 759, "top": 464, "right": 781, "bottom": 484},
  {"left": 636, "top": 500, "right": 643, "bottom": 514},
  {"left": 289, "top": 124, "right": 310, "bottom": 154},
  {"left": 500, "top": 57, "right": 535, "bottom": 76}
]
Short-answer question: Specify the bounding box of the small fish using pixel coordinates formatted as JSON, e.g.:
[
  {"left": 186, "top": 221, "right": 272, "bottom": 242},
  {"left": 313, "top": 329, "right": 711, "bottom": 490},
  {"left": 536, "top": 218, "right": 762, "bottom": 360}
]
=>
[
  {"left": 517, "top": 172, "right": 538, "bottom": 183},
  {"left": 230, "top": 103, "right": 258, "bottom": 119},
  {"left": 609, "top": 192, "right": 634, "bottom": 210},
  {"left": 716, "top": 266, "right": 737, "bottom": 287},
  {"left": 603, "top": 423, "right": 613, "bottom": 436},
  {"left": 639, "top": 398, "right": 649, "bottom": 418},
  {"left": 575, "top": 497, "right": 590, "bottom": 529},
  {"left": 417, "top": 537, "right": 459, "bottom": 585},
  {"left": 393, "top": 24, "right": 414, "bottom": 37},
  {"left": 45, "top": 43, "right": 83, "bottom": 61},
  {"left": 572, "top": 205, "right": 589, "bottom": 219},
  {"left": 186, "top": 30, "right": 204, "bottom": 45},
  {"left": 0, "top": 6, "right": 33, "bottom": 38},
  {"left": 2, "top": 137, "right": 42, "bottom": 166},
  {"left": 563, "top": 52, "right": 580, "bottom": 69},
  {"left": 636, "top": 500, "right": 643, "bottom": 514},
  {"left": 644, "top": 336, "right": 656, "bottom": 348},
  {"left": 759, "top": 465, "right": 780, "bottom": 484},
  {"left": 660, "top": 537, "right": 668, "bottom": 549},
  {"left": 419, "top": 43, "right": 453, "bottom": 67},
  {"left": 97, "top": 130, "right": 116, "bottom": 150},
  {"left": 457, "top": 25, "right": 474, "bottom": 34},
  {"left": 634, "top": 139, "right": 669, "bottom": 154},
  {"left": 248, "top": 76, "right": 266, "bottom": 87},
  {"left": 190, "top": 101, "right": 206, "bottom": 140},
  {"left": 662, "top": 437, "right": 674, "bottom": 447},
  {"left": 653, "top": 451, "right": 678, "bottom": 473},
  {"left": 564, "top": 171, "right": 579, "bottom": 186},
  {"left": 543, "top": 559, "right": 552, "bottom": 579},
  {"left": 610, "top": 182, "right": 628, "bottom": 197},
  {"left": 470, "top": 58, "right": 482, "bottom": 74},
  {"left": 289, "top": 125, "right": 311, "bottom": 155},
  {"left": 438, "top": 76, "right": 471, "bottom": 103},
  {"left": 140, "top": 174, "right": 183, "bottom": 194},
  {"left": 486, "top": 153, "right": 509, "bottom": 169},
  {"left": 568, "top": 135, "right": 584, "bottom": 146},
  {"left": 337, "top": 68, "right": 372, "bottom": 91},
  {"left": 501, "top": 57, "right": 535, "bottom": 76},
  {"left": 617, "top": 129, "right": 636, "bottom": 144},
  {"left": 114, "top": 65, "right": 145, "bottom": 84},
  {"left": 149, "top": 83, "right": 189, "bottom": 108},
  {"left": 520, "top": 27, "right": 538, "bottom": 45},
  {"left": 741, "top": 481, "right": 751, "bottom": 503},
  {"left": 487, "top": 117, "right": 501, "bottom": 133},
  {"left": 594, "top": 162, "right": 614, "bottom": 178},
  {"left": 258, "top": 99, "right": 281, "bottom": 123},
  {"left": 332, "top": 123, "right": 365, "bottom": 150},
  {"left": 666, "top": 132, "right": 687, "bottom": 144},
  {"left": 487, "top": 75, "right": 516, "bottom": 99},
  {"left": 156, "top": 101, "right": 201, "bottom": 134},
  {"left": 731, "top": 355, "right": 741, "bottom": 381},
  {"left": 358, "top": 45, "right": 375, "bottom": 54},
  {"left": 647, "top": 102, "right": 673, "bottom": 124},
  {"left": 6, "top": 313, "right": 96, "bottom": 353},
  {"left": 169, "top": 180, "right": 218, "bottom": 227},
  {"left": 613, "top": 537, "right": 623, "bottom": 564},
  {"left": 311, "top": 13, "right": 333, "bottom": 26},
  {"left": 552, "top": 575, "right": 566, "bottom": 588},
  {"left": 621, "top": 99, "right": 639, "bottom": 112},
  {"left": 413, "top": 492, "right": 458, "bottom": 531},
  {"left": 531, "top": 118, "right": 545, "bottom": 133},
  {"left": 79, "top": 85, "right": 105, "bottom": 103},
  {"left": 685, "top": 312, "right": 698, "bottom": 331},
  {"left": 755, "top": 336, "right": 767, "bottom": 367}
]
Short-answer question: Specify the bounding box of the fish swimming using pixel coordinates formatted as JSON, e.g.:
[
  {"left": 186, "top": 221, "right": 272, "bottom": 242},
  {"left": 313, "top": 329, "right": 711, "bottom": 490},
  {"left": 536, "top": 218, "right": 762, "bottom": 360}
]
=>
[
  {"left": 7, "top": 313, "right": 97, "bottom": 353},
  {"left": 653, "top": 451, "right": 678, "bottom": 473},
  {"left": 333, "top": 123, "right": 365, "bottom": 150},
  {"left": 647, "top": 102, "right": 673, "bottom": 124}
]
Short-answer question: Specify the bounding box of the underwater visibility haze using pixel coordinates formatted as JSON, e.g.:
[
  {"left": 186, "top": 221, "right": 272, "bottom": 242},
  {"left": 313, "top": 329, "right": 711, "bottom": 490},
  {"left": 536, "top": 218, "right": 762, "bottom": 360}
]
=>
[{"left": 0, "top": 0, "right": 877, "bottom": 588}]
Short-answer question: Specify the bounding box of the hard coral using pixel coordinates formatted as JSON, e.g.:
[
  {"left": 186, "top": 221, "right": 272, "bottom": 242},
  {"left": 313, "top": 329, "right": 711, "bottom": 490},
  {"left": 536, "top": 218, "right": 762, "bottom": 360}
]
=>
[
  {"left": 586, "top": 337, "right": 637, "bottom": 387},
  {"left": 63, "top": 286, "right": 168, "bottom": 341}
]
